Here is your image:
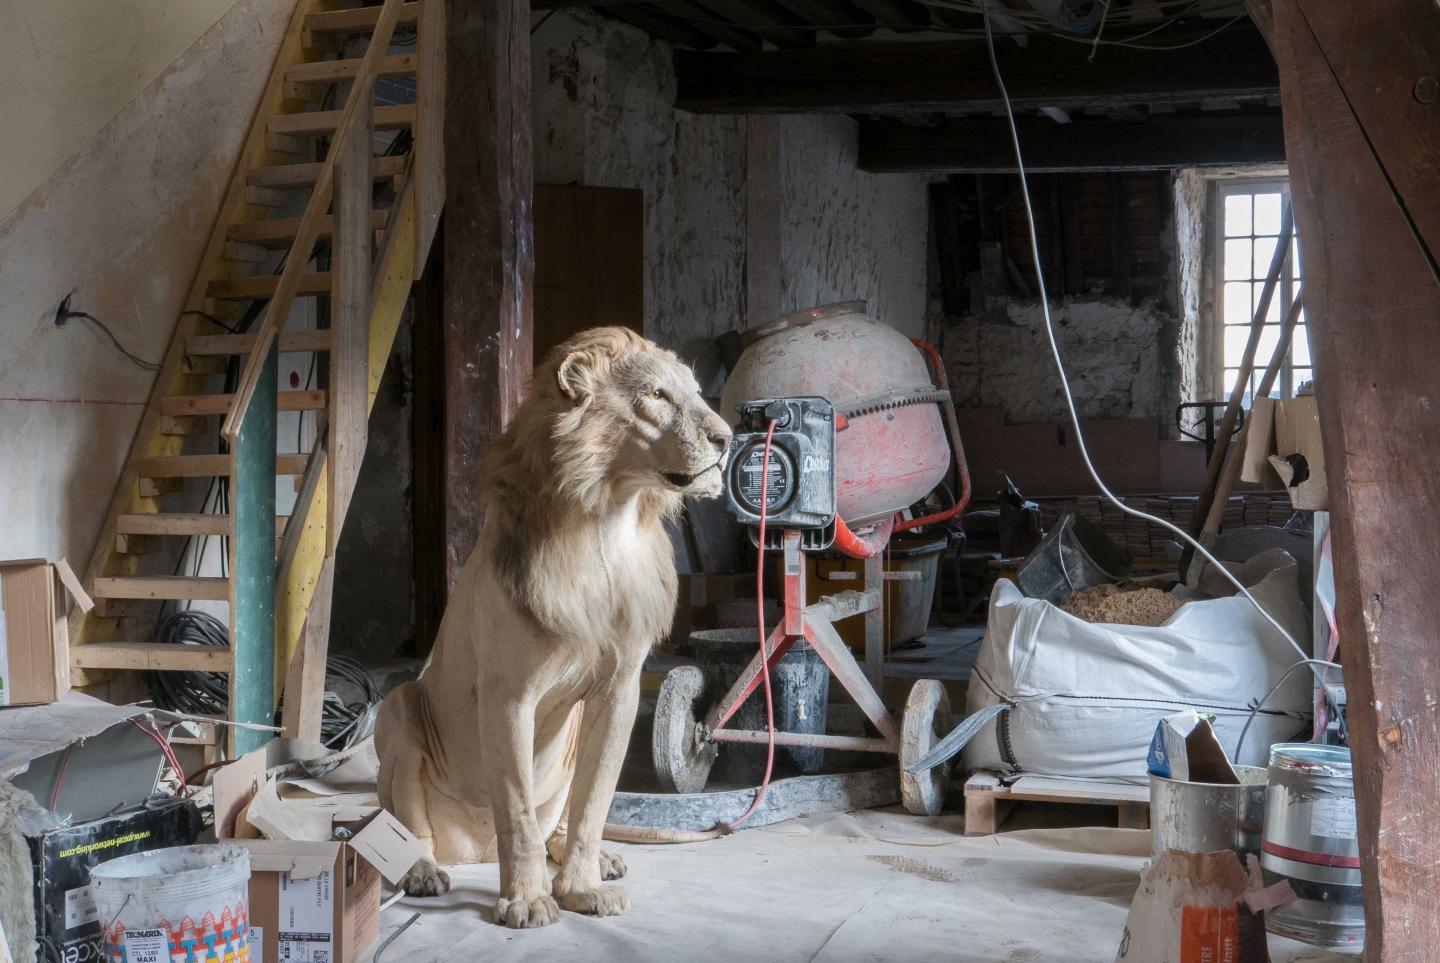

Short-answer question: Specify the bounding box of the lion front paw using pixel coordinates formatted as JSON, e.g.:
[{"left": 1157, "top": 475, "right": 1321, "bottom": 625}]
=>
[
  {"left": 495, "top": 893, "right": 561, "bottom": 929},
  {"left": 599, "top": 848, "right": 627, "bottom": 881},
  {"left": 556, "top": 883, "right": 630, "bottom": 917},
  {"left": 401, "top": 859, "right": 451, "bottom": 897}
]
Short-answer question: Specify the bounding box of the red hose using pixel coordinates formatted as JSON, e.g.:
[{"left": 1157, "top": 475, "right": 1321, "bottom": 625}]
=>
[
  {"left": 833, "top": 515, "right": 895, "bottom": 559},
  {"left": 718, "top": 419, "right": 779, "bottom": 833}
]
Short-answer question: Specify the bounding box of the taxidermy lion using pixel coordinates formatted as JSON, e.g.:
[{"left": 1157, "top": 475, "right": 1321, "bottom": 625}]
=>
[{"left": 376, "top": 327, "right": 732, "bottom": 928}]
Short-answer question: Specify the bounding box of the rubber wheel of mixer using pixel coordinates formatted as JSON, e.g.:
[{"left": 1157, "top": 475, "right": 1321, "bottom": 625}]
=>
[
  {"left": 652, "top": 666, "right": 718, "bottom": 794},
  {"left": 899, "top": 678, "right": 954, "bottom": 816}
]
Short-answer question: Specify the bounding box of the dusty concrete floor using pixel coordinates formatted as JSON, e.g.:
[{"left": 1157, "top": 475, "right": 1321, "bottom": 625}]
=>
[{"left": 361, "top": 806, "right": 1362, "bottom": 963}]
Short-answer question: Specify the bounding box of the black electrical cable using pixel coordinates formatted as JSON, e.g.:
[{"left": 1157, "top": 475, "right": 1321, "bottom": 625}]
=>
[
  {"left": 55, "top": 305, "right": 161, "bottom": 371},
  {"left": 180, "top": 309, "right": 241, "bottom": 334},
  {"left": 150, "top": 610, "right": 231, "bottom": 716}
]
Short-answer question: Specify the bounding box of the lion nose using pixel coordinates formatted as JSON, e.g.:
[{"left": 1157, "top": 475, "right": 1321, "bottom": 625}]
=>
[{"left": 707, "top": 425, "right": 732, "bottom": 455}]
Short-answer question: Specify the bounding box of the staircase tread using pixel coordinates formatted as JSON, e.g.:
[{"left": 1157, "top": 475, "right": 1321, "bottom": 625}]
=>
[
  {"left": 70, "top": 641, "right": 233, "bottom": 672},
  {"left": 285, "top": 53, "right": 416, "bottom": 85},
  {"left": 269, "top": 104, "right": 415, "bottom": 138},
  {"left": 206, "top": 272, "right": 333, "bottom": 300},
  {"left": 159, "top": 390, "right": 328, "bottom": 416},
  {"left": 247, "top": 155, "right": 407, "bottom": 190},
  {"left": 137, "top": 453, "right": 310, "bottom": 476},
  {"left": 94, "top": 575, "right": 231, "bottom": 602},
  {"left": 228, "top": 211, "right": 388, "bottom": 247},
  {"left": 186, "top": 329, "right": 334, "bottom": 356},
  {"left": 302, "top": 3, "right": 420, "bottom": 34},
  {"left": 117, "top": 513, "right": 233, "bottom": 535}
]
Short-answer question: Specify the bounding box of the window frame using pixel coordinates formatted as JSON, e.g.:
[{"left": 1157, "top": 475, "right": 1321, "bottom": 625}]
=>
[{"left": 1212, "top": 176, "right": 1307, "bottom": 405}]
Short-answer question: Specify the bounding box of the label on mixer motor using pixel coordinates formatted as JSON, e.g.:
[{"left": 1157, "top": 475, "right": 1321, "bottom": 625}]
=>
[
  {"left": 1309, "top": 795, "right": 1357, "bottom": 839},
  {"left": 737, "top": 446, "right": 788, "bottom": 509}
]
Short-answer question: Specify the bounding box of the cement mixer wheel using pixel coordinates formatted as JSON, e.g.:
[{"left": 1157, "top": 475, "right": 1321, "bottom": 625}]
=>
[
  {"left": 900, "top": 679, "right": 954, "bottom": 816},
  {"left": 653, "top": 666, "right": 718, "bottom": 794}
]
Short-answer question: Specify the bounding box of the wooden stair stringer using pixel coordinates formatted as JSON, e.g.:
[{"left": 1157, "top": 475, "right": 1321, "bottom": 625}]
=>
[
  {"left": 69, "top": 0, "right": 347, "bottom": 667},
  {"left": 274, "top": 172, "right": 419, "bottom": 692}
]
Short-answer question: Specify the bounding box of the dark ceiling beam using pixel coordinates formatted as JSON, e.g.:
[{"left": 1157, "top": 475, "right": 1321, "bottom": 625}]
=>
[
  {"left": 857, "top": 113, "right": 1286, "bottom": 173},
  {"left": 602, "top": 4, "right": 721, "bottom": 48},
  {"left": 675, "top": 28, "right": 1278, "bottom": 113},
  {"left": 695, "top": 0, "right": 818, "bottom": 47},
  {"left": 668, "top": 0, "right": 766, "bottom": 50},
  {"left": 776, "top": 0, "right": 876, "bottom": 39}
]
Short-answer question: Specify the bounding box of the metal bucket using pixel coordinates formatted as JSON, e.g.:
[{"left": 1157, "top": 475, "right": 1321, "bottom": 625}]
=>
[
  {"left": 1260, "top": 743, "right": 1364, "bottom": 947},
  {"left": 1150, "top": 766, "right": 1268, "bottom": 861}
]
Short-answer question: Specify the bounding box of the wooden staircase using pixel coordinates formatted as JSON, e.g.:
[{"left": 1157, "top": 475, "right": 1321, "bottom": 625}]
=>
[{"left": 69, "top": 0, "right": 443, "bottom": 755}]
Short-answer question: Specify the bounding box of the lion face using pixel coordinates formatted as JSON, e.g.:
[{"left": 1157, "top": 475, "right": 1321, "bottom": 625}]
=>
[{"left": 549, "top": 328, "right": 733, "bottom": 502}]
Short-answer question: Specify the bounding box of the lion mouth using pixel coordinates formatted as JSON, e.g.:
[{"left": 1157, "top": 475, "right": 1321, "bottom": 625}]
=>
[{"left": 661, "top": 456, "right": 725, "bottom": 489}]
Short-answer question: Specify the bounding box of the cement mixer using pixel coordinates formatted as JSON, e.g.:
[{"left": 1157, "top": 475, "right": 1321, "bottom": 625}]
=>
[{"left": 630, "top": 302, "right": 972, "bottom": 827}]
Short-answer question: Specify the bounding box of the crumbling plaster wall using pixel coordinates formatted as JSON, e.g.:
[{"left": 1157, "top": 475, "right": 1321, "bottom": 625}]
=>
[
  {"left": 941, "top": 298, "right": 1169, "bottom": 424},
  {"left": 777, "top": 116, "right": 929, "bottom": 338},
  {"left": 0, "top": 0, "right": 294, "bottom": 564},
  {"left": 532, "top": 9, "right": 931, "bottom": 372}
]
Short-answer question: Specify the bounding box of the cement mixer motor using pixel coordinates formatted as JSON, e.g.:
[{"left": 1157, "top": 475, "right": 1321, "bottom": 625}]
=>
[{"left": 724, "top": 397, "right": 838, "bottom": 550}]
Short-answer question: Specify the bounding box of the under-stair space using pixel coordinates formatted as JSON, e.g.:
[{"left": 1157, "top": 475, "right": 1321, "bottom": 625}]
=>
[{"left": 69, "top": 0, "right": 444, "bottom": 755}]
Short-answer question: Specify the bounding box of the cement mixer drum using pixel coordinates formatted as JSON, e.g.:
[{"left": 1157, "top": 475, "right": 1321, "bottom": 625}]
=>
[{"left": 721, "top": 301, "right": 951, "bottom": 527}]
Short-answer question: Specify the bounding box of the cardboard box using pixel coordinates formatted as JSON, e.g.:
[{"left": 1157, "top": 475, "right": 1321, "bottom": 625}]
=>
[
  {"left": 1240, "top": 395, "right": 1329, "bottom": 511},
  {"left": 0, "top": 558, "right": 92, "bottom": 706},
  {"left": 242, "top": 840, "right": 381, "bottom": 963},
  {"left": 26, "top": 799, "right": 203, "bottom": 962}
]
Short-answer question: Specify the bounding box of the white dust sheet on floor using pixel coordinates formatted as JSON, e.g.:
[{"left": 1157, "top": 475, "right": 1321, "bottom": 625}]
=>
[{"left": 359, "top": 807, "right": 1359, "bottom": 963}]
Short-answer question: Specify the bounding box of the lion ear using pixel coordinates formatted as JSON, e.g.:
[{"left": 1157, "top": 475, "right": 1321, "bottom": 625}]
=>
[{"left": 556, "top": 348, "right": 601, "bottom": 405}]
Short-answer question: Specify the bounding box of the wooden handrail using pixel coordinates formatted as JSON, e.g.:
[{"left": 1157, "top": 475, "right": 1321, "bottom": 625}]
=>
[{"left": 221, "top": 0, "right": 408, "bottom": 444}]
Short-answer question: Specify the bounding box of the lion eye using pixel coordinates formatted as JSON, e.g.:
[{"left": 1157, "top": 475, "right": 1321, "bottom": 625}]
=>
[{"left": 647, "top": 387, "right": 668, "bottom": 402}]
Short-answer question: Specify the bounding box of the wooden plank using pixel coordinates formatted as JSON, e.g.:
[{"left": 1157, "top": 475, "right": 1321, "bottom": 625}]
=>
[
  {"left": 281, "top": 556, "right": 333, "bottom": 741},
  {"left": 224, "top": 241, "right": 270, "bottom": 264},
  {"left": 160, "top": 390, "right": 326, "bottom": 416},
  {"left": 284, "top": 52, "right": 417, "bottom": 84},
  {"left": 694, "top": 0, "right": 815, "bottom": 48},
  {"left": 413, "top": 0, "right": 445, "bottom": 275},
  {"left": 442, "top": 0, "right": 534, "bottom": 590},
  {"left": 244, "top": 185, "right": 289, "bottom": 208},
  {"left": 857, "top": 114, "right": 1286, "bottom": 173},
  {"left": 268, "top": 103, "right": 415, "bottom": 139},
  {"left": 227, "top": 211, "right": 388, "bottom": 247},
  {"left": 94, "top": 576, "right": 229, "bottom": 601},
  {"left": 248, "top": 154, "right": 407, "bottom": 190},
  {"left": 675, "top": 29, "right": 1278, "bottom": 113},
  {"left": 186, "top": 329, "right": 334, "bottom": 356},
  {"left": 303, "top": 2, "right": 420, "bottom": 33},
  {"left": 117, "top": 513, "right": 233, "bottom": 537},
  {"left": 71, "top": 642, "right": 233, "bottom": 673},
  {"left": 207, "top": 272, "right": 333, "bottom": 301},
  {"left": 1270, "top": 2, "right": 1440, "bottom": 953},
  {"left": 136, "top": 453, "right": 308, "bottom": 477},
  {"left": 329, "top": 85, "right": 374, "bottom": 556},
  {"left": 230, "top": 343, "right": 278, "bottom": 756}
]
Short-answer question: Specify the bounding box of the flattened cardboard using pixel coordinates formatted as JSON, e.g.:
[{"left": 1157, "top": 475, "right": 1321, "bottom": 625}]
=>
[{"left": 1239, "top": 395, "right": 1329, "bottom": 510}]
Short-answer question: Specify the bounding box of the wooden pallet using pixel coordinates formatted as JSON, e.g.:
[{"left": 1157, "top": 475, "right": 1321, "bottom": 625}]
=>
[{"left": 963, "top": 771, "right": 1150, "bottom": 835}]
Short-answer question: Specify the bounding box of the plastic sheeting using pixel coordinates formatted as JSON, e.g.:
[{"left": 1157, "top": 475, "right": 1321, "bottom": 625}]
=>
[{"left": 357, "top": 808, "right": 1355, "bottom": 962}]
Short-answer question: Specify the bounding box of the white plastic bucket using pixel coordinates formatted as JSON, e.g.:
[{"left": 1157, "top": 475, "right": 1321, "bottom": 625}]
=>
[{"left": 90, "top": 844, "right": 251, "bottom": 963}]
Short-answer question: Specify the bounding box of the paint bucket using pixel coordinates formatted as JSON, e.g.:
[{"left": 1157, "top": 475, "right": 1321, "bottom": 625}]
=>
[
  {"left": 91, "top": 844, "right": 251, "bottom": 963},
  {"left": 1260, "top": 743, "right": 1364, "bottom": 947},
  {"left": 1149, "top": 765, "right": 1268, "bottom": 861}
]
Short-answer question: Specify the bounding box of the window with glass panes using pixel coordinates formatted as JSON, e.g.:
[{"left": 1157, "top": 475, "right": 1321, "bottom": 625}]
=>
[{"left": 1217, "top": 181, "right": 1311, "bottom": 404}]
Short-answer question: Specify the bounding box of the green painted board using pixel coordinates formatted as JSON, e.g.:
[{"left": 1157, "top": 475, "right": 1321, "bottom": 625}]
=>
[{"left": 232, "top": 344, "right": 278, "bottom": 756}]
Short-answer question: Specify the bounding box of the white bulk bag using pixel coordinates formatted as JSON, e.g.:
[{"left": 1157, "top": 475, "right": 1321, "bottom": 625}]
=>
[{"left": 961, "top": 550, "right": 1312, "bottom": 782}]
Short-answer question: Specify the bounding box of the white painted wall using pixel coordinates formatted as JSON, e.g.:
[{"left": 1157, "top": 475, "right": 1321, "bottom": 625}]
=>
[
  {"left": 0, "top": 0, "right": 294, "bottom": 564},
  {"left": 0, "top": 0, "right": 245, "bottom": 219}
]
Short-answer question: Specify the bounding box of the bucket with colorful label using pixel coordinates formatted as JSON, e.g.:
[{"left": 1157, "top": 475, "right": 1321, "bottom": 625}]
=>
[{"left": 90, "top": 843, "right": 251, "bottom": 963}]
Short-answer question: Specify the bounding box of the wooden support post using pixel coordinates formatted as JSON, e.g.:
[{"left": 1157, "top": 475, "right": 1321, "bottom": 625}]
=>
[
  {"left": 863, "top": 553, "right": 884, "bottom": 689},
  {"left": 414, "top": 0, "right": 446, "bottom": 275},
  {"left": 441, "top": 0, "right": 534, "bottom": 590},
  {"left": 329, "top": 88, "right": 373, "bottom": 555},
  {"left": 1261, "top": 1, "right": 1440, "bottom": 955}
]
